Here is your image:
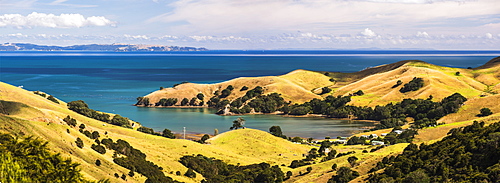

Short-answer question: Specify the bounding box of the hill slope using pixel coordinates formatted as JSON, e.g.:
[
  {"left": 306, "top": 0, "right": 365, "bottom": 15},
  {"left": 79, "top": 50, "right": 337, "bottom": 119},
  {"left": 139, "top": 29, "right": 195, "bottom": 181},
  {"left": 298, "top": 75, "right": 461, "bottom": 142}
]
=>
[
  {"left": 0, "top": 82, "right": 310, "bottom": 182},
  {"left": 140, "top": 58, "right": 499, "bottom": 108}
]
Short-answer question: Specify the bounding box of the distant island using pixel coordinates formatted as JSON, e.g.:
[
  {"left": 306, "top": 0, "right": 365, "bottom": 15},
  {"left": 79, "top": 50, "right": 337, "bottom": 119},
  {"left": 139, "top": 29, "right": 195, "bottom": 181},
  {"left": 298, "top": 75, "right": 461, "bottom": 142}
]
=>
[{"left": 0, "top": 43, "right": 208, "bottom": 52}]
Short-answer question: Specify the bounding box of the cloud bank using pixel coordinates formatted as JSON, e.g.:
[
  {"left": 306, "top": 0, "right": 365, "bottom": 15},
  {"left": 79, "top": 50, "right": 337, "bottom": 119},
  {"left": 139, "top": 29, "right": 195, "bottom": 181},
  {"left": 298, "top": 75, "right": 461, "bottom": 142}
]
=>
[
  {"left": 149, "top": 0, "right": 499, "bottom": 35},
  {"left": 0, "top": 12, "right": 115, "bottom": 28}
]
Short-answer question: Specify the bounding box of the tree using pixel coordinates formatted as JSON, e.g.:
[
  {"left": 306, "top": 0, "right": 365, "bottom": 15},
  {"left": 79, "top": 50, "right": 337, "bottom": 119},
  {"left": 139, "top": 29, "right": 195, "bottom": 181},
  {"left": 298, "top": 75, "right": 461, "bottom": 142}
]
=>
[
  {"left": 95, "top": 159, "right": 101, "bottom": 166},
  {"left": 328, "top": 167, "right": 359, "bottom": 183},
  {"left": 47, "top": 95, "right": 59, "bottom": 104},
  {"left": 353, "top": 90, "right": 364, "bottom": 96},
  {"left": 189, "top": 97, "right": 197, "bottom": 106},
  {"left": 455, "top": 71, "right": 460, "bottom": 76},
  {"left": 75, "top": 137, "right": 84, "bottom": 148},
  {"left": 269, "top": 126, "right": 284, "bottom": 138},
  {"left": 220, "top": 89, "right": 231, "bottom": 98},
  {"left": 162, "top": 128, "right": 175, "bottom": 139},
  {"left": 110, "top": 115, "right": 131, "bottom": 127},
  {"left": 392, "top": 80, "right": 403, "bottom": 88},
  {"left": 332, "top": 163, "right": 338, "bottom": 171},
  {"left": 404, "top": 169, "right": 430, "bottom": 183},
  {"left": 478, "top": 108, "right": 493, "bottom": 117},
  {"left": 200, "top": 134, "right": 210, "bottom": 144},
  {"left": 399, "top": 77, "right": 424, "bottom": 93},
  {"left": 348, "top": 156, "right": 358, "bottom": 167},
  {"left": 184, "top": 168, "right": 196, "bottom": 178},
  {"left": 240, "top": 86, "right": 249, "bottom": 91},
  {"left": 306, "top": 167, "right": 313, "bottom": 173},
  {"left": 181, "top": 98, "right": 189, "bottom": 106},
  {"left": 91, "top": 131, "right": 100, "bottom": 139},
  {"left": 214, "top": 128, "right": 219, "bottom": 136},
  {"left": 196, "top": 93, "right": 204, "bottom": 100},
  {"left": 320, "top": 87, "right": 332, "bottom": 95},
  {"left": 230, "top": 117, "right": 245, "bottom": 130}
]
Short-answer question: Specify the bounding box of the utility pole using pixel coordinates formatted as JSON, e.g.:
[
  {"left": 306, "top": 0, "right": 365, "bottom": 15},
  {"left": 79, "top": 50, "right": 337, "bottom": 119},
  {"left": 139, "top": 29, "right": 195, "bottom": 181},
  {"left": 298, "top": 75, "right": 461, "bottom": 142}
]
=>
[{"left": 183, "top": 127, "right": 186, "bottom": 139}]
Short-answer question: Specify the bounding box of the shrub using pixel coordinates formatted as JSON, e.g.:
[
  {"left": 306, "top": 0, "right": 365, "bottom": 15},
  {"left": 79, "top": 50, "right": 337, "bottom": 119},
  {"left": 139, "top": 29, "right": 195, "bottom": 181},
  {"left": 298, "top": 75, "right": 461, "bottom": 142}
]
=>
[
  {"left": 47, "top": 95, "right": 59, "bottom": 104},
  {"left": 162, "top": 128, "right": 176, "bottom": 139},
  {"left": 75, "top": 137, "right": 84, "bottom": 148},
  {"left": 478, "top": 107, "right": 493, "bottom": 117},
  {"left": 63, "top": 115, "right": 77, "bottom": 127},
  {"left": 95, "top": 159, "right": 101, "bottom": 166},
  {"left": 91, "top": 144, "right": 106, "bottom": 154},
  {"left": 399, "top": 77, "right": 424, "bottom": 93}
]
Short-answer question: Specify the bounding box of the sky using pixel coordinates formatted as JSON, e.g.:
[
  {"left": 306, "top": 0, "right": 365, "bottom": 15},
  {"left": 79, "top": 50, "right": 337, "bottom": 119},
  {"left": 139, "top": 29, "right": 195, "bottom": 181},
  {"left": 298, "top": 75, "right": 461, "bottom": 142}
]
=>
[{"left": 0, "top": 0, "right": 499, "bottom": 50}]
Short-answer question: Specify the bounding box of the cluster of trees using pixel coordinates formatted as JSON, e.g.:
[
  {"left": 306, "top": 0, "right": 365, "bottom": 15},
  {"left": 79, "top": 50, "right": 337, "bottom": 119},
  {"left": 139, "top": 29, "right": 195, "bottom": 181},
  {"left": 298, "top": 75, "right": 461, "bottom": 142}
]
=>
[
  {"left": 0, "top": 132, "right": 107, "bottom": 183},
  {"left": 63, "top": 115, "right": 77, "bottom": 127},
  {"left": 179, "top": 154, "right": 285, "bottom": 182},
  {"left": 369, "top": 121, "right": 500, "bottom": 183},
  {"left": 137, "top": 126, "right": 176, "bottom": 139},
  {"left": 399, "top": 77, "right": 424, "bottom": 93},
  {"left": 282, "top": 93, "right": 466, "bottom": 130},
  {"left": 328, "top": 167, "right": 359, "bottom": 183},
  {"left": 208, "top": 86, "right": 265, "bottom": 112},
  {"left": 68, "top": 100, "right": 132, "bottom": 128},
  {"left": 99, "top": 138, "right": 179, "bottom": 183},
  {"left": 33, "top": 91, "right": 59, "bottom": 104}
]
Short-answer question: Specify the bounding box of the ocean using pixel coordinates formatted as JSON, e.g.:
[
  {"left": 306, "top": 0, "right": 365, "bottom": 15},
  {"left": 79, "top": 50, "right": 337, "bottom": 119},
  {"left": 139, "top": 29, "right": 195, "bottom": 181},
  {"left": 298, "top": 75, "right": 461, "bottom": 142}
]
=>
[{"left": 1, "top": 50, "right": 498, "bottom": 138}]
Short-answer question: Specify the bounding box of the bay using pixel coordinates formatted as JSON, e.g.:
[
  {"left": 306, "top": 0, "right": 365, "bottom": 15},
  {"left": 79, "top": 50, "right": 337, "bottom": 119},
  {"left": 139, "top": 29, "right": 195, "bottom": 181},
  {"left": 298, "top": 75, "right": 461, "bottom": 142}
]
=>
[{"left": 1, "top": 50, "right": 498, "bottom": 138}]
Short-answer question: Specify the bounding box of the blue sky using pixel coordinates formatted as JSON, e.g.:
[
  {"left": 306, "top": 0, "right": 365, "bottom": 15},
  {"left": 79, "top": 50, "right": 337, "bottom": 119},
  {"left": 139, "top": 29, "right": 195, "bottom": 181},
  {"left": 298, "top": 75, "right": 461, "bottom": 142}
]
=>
[{"left": 1, "top": 0, "right": 499, "bottom": 49}]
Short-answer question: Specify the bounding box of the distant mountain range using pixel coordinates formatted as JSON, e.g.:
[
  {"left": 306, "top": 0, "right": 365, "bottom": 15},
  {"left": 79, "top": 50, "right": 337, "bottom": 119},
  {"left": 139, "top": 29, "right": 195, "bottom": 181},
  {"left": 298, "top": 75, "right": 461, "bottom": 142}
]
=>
[{"left": 0, "top": 43, "right": 208, "bottom": 52}]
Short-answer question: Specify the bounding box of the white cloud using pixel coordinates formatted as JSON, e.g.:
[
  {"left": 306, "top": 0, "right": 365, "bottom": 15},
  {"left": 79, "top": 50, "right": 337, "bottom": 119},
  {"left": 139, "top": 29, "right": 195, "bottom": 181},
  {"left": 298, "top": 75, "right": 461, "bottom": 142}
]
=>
[
  {"left": 361, "top": 28, "right": 377, "bottom": 37},
  {"left": 416, "top": 31, "right": 429, "bottom": 38},
  {"left": 485, "top": 33, "right": 493, "bottom": 39},
  {"left": 0, "top": 12, "right": 115, "bottom": 28}
]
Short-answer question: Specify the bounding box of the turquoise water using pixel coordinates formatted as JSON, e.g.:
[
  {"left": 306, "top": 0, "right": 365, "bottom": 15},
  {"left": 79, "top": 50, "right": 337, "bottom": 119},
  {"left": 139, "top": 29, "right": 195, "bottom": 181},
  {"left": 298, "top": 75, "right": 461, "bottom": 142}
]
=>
[{"left": 1, "top": 50, "right": 498, "bottom": 138}]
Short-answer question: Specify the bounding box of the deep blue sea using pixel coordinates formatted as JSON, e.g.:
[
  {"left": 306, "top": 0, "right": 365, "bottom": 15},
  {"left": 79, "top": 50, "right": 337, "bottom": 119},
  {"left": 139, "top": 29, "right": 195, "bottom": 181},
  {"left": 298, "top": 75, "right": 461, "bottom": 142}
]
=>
[{"left": 1, "top": 50, "right": 499, "bottom": 138}]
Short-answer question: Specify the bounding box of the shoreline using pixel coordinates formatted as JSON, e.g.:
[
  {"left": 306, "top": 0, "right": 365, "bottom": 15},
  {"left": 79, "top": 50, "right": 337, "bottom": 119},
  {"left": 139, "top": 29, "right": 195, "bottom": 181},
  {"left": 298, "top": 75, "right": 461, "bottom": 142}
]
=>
[{"left": 135, "top": 105, "right": 379, "bottom": 123}]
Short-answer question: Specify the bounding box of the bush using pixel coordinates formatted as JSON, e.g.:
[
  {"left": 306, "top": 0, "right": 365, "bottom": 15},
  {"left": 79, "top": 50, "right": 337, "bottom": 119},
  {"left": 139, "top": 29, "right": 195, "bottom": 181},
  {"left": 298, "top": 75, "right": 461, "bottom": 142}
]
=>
[
  {"left": 91, "top": 144, "right": 106, "bottom": 154},
  {"left": 138, "top": 126, "right": 155, "bottom": 134},
  {"left": 75, "top": 137, "right": 84, "bottom": 148},
  {"left": 240, "top": 86, "right": 249, "bottom": 91},
  {"left": 478, "top": 107, "right": 493, "bottom": 117},
  {"left": 196, "top": 93, "right": 204, "bottom": 100},
  {"left": 63, "top": 115, "right": 77, "bottom": 127},
  {"left": 320, "top": 87, "right": 332, "bottom": 95},
  {"left": 399, "top": 77, "right": 424, "bottom": 93},
  {"left": 328, "top": 167, "right": 359, "bottom": 183},
  {"left": 162, "top": 128, "right": 176, "bottom": 139},
  {"left": 95, "top": 159, "right": 101, "bottom": 166},
  {"left": 110, "top": 115, "right": 131, "bottom": 127},
  {"left": 47, "top": 95, "right": 59, "bottom": 104}
]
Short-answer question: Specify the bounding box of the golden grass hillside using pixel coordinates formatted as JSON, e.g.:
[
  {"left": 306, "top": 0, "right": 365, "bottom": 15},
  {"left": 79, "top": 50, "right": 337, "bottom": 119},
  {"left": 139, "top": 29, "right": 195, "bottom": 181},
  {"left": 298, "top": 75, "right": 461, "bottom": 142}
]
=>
[
  {"left": 141, "top": 58, "right": 499, "bottom": 109},
  {"left": 0, "top": 82, "right": 310, "bottom": 182},
  {"left": 143, "top": 69, "right": 333, "bottom": 105}
]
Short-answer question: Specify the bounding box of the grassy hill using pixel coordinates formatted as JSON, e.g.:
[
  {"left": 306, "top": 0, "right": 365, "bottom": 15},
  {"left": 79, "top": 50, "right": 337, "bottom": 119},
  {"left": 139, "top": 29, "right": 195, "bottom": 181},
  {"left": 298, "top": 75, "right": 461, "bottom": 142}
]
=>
[
  {"left": 141, "top": 58, "right": 499, "bottom": 108},
  {"left": 0, "top": 82, "right": 310, "bottom": 182}
]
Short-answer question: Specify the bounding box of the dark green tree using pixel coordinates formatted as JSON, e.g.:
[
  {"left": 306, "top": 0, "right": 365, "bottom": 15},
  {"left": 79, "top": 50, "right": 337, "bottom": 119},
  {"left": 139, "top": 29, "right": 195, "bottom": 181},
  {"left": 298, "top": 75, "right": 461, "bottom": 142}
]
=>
[
  {"left": 348, "top": 156, "right": 358, "bottom": 167},
  {"left": 230, "top": 117, "right": 245, "bottom": 130},
  {"left": 196, "top": 93, "right": 204, "bottom": 100},
  {"left": 75, "top": 137, "right": 84, "bottom": 148},
  {"left": 478, "top": 108, "right": 493, "bottom": 117},
  {"left": 181, "top": 98, "right": 189, "bottom": 106},
  {"left": 162, "top": 129, "right": 176, "bottom": 139}
]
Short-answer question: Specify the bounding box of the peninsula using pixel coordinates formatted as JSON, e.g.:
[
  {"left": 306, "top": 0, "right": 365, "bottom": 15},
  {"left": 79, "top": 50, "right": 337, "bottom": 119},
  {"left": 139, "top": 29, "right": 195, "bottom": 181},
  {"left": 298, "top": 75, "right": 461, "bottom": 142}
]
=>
[{"left": 0, "top": 43, "right": 208, "bottom": 52}]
